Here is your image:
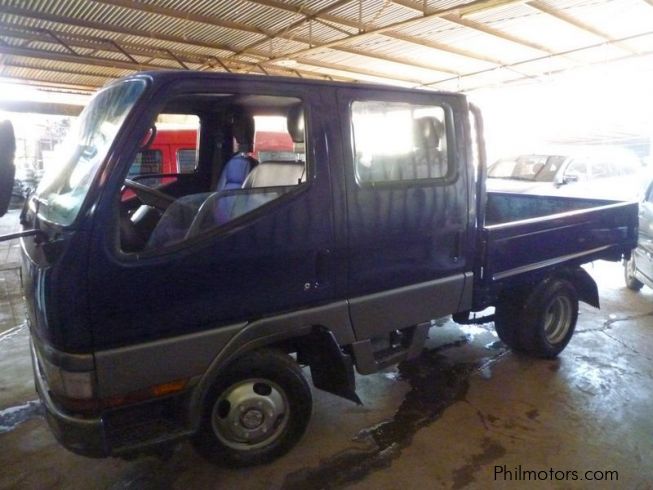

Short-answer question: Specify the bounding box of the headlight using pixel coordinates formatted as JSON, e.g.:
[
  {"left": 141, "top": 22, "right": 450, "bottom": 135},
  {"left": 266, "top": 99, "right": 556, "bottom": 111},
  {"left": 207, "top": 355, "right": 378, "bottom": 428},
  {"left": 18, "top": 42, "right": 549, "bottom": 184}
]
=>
[{"left": 35, "top": 345, "right": 95, "bottom": 400}]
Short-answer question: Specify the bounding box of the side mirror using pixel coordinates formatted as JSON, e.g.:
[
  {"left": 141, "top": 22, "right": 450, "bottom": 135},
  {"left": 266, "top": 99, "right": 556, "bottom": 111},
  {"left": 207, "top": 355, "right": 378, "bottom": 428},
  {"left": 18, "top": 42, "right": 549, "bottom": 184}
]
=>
[
  {"left": 562, "top": 174, "right": 579, "bottom": 185},
  {"left": 0, "top": 120, "right": 17, "bottom": 217}
]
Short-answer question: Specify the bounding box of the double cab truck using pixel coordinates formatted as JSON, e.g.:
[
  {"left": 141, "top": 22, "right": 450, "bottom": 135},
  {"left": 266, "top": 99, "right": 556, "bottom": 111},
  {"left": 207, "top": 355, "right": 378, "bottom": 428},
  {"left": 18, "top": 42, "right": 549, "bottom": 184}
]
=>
[{"left": 0, "top": 72, "right": 638, "bottom": 466}]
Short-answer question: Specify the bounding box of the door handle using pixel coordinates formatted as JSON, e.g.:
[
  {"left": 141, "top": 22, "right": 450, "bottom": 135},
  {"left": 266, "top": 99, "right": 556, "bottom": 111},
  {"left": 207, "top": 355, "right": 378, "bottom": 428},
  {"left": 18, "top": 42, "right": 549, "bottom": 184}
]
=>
[{"left": 453, "top": 230, "right": 464, "bottom": 263}]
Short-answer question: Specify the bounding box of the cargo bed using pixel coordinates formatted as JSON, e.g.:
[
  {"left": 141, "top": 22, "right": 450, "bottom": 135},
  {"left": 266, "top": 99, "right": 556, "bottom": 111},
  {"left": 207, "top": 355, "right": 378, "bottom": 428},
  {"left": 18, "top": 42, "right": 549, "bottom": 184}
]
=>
[{"left": 473, "top": 192, "right": 639, "bottom": 309}]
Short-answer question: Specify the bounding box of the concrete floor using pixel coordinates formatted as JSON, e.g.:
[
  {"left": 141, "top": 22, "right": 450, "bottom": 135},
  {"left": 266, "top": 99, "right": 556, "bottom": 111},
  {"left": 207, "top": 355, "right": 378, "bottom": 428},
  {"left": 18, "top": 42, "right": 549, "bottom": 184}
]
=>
[{"left": 1, "top": 210, "right": 652, "bottom": 489}]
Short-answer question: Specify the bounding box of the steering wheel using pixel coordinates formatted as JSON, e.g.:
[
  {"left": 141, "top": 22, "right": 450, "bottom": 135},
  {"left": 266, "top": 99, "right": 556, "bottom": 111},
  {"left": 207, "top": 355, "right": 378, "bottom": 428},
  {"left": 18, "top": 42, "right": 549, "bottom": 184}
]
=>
[{"left": 124, "top": 179, "right": 176, "bottom": 211}]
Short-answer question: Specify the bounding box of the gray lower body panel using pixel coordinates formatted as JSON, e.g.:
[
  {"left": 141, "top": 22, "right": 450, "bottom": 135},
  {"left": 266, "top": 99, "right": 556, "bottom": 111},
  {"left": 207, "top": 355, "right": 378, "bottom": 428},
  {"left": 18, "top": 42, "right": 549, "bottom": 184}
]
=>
[
  {"left": 348, "top": 273, "right": 468, "bottom": 340},
  {"left": 95, "top": 274, "right": 472, "bottom": 398}
]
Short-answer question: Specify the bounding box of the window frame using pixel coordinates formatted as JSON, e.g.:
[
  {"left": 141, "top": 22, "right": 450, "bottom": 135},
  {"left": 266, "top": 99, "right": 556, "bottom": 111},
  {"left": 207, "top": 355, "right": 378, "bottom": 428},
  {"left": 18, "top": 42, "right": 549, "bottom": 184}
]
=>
[
  {"left": 347, "top": 97, "right": 458, "bottom": 189},
  {"left": 114, "top": 85, "right": 314, "bottom": 259}
]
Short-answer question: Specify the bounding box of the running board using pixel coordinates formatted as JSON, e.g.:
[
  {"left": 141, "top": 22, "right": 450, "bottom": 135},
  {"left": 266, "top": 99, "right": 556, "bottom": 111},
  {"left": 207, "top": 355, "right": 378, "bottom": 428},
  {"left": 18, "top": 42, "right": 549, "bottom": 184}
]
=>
[{"left": 351, "top": 323, "right": 430, "bottom": 375}]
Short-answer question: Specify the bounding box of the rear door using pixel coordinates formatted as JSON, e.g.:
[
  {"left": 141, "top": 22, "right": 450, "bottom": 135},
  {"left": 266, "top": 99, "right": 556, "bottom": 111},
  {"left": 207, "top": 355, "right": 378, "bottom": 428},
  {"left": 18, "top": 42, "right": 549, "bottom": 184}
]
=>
[{"left": 337, "top": 88, "right": 472, "bottom": 340}]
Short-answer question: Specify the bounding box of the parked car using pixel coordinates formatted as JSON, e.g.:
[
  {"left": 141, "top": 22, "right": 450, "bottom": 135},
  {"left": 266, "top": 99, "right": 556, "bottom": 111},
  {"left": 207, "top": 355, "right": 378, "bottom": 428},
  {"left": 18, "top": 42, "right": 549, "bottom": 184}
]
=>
[
  {"left": 624, "top": 175, "right": 653, "bottom": 290},
  {"left": 0, "top": 73, "right": 638, "bottom": 466},
  {"left": 487, "top": 149, "right": 643, "bottom": 201}
]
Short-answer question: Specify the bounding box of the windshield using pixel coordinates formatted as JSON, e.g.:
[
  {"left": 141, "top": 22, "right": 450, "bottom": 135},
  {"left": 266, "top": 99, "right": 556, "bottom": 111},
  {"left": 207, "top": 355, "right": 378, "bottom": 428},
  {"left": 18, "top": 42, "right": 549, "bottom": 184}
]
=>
[
  {"left": 487, "top": 155, "right": 565, "bottom": 182},
  {"left": 35, "top": 79, "right": 146, "bottom": 226}
]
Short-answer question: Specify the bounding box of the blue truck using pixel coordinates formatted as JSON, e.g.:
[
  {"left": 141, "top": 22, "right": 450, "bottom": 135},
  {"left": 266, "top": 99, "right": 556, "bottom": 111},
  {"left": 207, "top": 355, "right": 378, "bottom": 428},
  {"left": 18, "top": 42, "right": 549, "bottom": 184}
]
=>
[{"left": 0, "top": 72, "right": 638, "bottom": 466}]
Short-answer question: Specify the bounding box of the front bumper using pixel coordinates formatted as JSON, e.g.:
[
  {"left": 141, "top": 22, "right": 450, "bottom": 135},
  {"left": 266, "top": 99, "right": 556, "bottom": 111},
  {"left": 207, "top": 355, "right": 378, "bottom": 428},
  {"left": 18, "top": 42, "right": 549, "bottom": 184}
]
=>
[
  {"left": 31, "top": 342, "right": 109, "bottom": 458},
  {"left": 31, "top": 340, "right": 193, "bottom": 458}
]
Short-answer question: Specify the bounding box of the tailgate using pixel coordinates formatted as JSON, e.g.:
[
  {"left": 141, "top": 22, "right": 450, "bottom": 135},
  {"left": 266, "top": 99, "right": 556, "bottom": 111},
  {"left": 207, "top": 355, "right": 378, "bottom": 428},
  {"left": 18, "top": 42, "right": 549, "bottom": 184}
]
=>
[{"left": 481, "top": 200, "right": 638, "bottom": 285}]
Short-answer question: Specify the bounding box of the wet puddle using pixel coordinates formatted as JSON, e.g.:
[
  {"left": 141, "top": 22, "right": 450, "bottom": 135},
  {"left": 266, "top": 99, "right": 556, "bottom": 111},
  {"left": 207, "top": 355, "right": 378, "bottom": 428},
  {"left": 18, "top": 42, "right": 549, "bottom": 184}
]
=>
[
  {"left": 0, "top": 400, "right": 43, "bottom": 434},
  {"left": 282, "top": 335, "right": 506, "bottom": 489}
]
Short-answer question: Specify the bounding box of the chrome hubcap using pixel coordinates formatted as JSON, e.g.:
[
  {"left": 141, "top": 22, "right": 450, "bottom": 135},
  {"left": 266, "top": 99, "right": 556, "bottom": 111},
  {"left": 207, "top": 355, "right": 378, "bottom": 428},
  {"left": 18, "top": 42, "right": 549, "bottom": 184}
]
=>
[
  {"left": 544, "top": 295, "right": 572, "bottom": 344},
  {"left": 211, "top": 378, "right": 288, "bottom": 450}
]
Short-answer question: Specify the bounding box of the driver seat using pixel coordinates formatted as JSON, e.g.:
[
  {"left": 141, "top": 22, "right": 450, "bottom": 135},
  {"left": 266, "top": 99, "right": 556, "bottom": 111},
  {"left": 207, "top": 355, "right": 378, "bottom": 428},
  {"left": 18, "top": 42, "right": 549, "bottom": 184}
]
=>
[{"left": 215, "top": 112, "right": 257, "bottom": 192}]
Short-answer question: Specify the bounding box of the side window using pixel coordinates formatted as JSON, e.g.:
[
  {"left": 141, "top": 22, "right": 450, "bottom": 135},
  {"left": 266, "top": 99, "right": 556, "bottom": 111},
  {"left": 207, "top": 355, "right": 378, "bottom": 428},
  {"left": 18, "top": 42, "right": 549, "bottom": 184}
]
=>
[
  {"left": 591, "top": 160, "right": 611, "bottom": 179},
  {"left": 565, "top": 160, "right": 589, "bottom": 181},
  {"left": 351, "top": 100, "right": 449, "bottom": 184},
  {"left": 119, "top": 94, "right": 307, "bottom": 254},
  {"left": 176, "top": 149, "right": 197, "bottom": 173},
  {"left": 129, "top": 149, "right": 162, "bottom": 178}
]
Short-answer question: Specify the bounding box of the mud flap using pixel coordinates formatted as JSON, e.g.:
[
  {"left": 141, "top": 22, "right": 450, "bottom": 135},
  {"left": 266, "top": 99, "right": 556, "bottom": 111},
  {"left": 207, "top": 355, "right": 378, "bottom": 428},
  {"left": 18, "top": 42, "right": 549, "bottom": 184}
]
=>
[
  {"left": 302, "top": 327, "right": 362, "bottom": 405},
  {"left": 565, "top": 267, "right": 600, "bottom": 309}
]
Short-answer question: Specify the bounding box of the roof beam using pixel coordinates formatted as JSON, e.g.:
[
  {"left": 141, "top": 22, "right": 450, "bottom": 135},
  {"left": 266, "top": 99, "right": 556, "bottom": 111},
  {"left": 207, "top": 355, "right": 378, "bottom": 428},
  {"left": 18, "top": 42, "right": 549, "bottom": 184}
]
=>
[
  {"left": 0, "top": 6, "right": 242, "bottom": 57},
  {"left": 293, "top": 58, "right": 421, "bottom": 85},
  {"left": 255, "top": 0, "right": 525, "bottom": 66},
  {"left": 332, "top": 46, "right": 460, "bottom": 75},
  {"left": 392, "top": 0, "right": 584, "bottom": 63},
  {"left": 0, "top": 44, "right": 174, "bottom": 72},
  {"left": 0, "top": 42, "right": 351, "bottom": 83},
  {"left": 381, "top": 30, "right": 505, "bottom": 65},
  {"left": 0, "top": 25, "right": 206, "bottom": 67},
  {"left": 0, "top": 15, "right": 347, "bottom": 82},
  {"left": 235, "top": 0, "right": 353, "bottom": 54},
  {"left": 92, "top": 0, "right": 268, "bottom": 36},
  {"left": 526, "top": 0, "right": 638, "bottom": 55},
  {"left": 246, "top": 0, "right": 526, "bottom": 73},
  {"left": 464, "top": 47, "right": 653, "bottom": 92},
  {"left": 441, "top": 13, "right": 557, "bottom": 54},
  {"left": 90, "top": 0, "right": 465, "bottom": 79},
  {"left": 422, "top": 28, "right": 653, "bottom": 90}
]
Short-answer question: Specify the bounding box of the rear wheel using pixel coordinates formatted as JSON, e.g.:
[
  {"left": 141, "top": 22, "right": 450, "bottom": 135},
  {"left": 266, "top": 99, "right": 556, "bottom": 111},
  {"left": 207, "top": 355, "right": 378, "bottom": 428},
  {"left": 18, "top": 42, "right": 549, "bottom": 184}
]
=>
[
  {"left": 494, "top": 293, "right": 526, "bottom": 352},
  {"left": 624, "top": 257, "right": 644, "bottom": 291},
  {"left": 519, "top": 279, "right": 578, "bottom": 358},
  {"left": 192, "top": 349, "right": 312, "bottom": 467},
  {"left": 495, "top": 279, "right": 579, "bottom": 358}
]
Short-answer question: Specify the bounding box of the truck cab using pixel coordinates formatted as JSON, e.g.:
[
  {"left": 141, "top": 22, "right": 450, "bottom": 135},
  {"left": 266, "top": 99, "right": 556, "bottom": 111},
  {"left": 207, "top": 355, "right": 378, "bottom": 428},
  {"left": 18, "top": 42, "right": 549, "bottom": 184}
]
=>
[{"left": 0, "top": 72, "right": 637, "bottom": 466}]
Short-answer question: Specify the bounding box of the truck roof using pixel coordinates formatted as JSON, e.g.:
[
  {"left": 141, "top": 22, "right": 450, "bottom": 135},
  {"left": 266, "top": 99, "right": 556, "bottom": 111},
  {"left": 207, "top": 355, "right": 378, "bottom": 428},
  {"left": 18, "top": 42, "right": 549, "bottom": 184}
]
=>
[{"left": 107, "top": 70, "right": 463, "bottom": 99}]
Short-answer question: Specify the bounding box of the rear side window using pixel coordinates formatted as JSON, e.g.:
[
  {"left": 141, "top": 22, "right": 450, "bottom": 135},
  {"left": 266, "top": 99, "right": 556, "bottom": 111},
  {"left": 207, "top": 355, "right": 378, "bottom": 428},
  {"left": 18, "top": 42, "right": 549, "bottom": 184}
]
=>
[
  {"left": 129, "top": 149, "right": 162, "bottom": 177},
  {"left": 177, "top": 149, "right": 197, "bottom": 173},
  {"left": 351, "top": 100, "right": 449, "bottom": 184}
]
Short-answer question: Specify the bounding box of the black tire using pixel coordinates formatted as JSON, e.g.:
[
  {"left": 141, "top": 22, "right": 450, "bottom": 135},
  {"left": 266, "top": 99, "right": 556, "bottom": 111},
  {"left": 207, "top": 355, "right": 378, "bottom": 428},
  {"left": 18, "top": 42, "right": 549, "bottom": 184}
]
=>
[
  {"left": 518, "top": 279, "right": 578, "bottom": 358},
  {"left": 192, "top": 349, "right": 312, "bottom": 467},
  {"left": 494, "top": 292, "right": 526, "bottom": 352},
  {"left": 624, "top": 257, "right": 644, "bottom": 291}
]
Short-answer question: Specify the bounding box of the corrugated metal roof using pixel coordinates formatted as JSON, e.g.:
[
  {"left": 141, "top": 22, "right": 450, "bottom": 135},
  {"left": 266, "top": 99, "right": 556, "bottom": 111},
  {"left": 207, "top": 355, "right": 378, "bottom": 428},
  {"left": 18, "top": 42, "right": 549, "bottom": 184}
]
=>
[{"left": 0, "top": 0, "right": 652, "bottom": 93}]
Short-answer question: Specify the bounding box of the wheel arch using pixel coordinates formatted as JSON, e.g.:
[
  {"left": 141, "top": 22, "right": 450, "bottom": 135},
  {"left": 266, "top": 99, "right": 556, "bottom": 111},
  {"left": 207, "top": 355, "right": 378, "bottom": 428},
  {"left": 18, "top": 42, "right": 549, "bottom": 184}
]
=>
[
  {"left": 188, "top": 302, "right": 357, "bottom": 429},
  {"left": 555, "top": 266, "right": 599, "bottom": 309}
]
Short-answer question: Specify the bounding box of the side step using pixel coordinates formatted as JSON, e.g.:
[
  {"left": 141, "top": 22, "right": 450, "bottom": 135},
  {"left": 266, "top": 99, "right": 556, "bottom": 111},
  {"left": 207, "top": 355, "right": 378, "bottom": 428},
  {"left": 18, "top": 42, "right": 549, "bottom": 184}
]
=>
[{"left": 350, "top": 323, "right": 430, "bottom": 375}]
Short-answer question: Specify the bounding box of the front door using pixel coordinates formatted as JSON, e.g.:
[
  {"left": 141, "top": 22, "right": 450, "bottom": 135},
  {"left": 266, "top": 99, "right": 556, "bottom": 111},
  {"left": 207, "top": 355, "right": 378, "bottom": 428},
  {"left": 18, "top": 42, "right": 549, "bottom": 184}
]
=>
[{"left": 87, "top": 79, "right": 339, "bottom": 350}]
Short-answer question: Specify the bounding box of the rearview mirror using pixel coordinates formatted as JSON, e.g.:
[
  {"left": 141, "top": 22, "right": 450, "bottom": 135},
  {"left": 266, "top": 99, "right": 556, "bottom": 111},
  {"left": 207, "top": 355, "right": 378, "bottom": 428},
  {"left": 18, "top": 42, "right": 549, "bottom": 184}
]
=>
[{"left": 0, "top": 120, "right": 17, "bottom": 217}]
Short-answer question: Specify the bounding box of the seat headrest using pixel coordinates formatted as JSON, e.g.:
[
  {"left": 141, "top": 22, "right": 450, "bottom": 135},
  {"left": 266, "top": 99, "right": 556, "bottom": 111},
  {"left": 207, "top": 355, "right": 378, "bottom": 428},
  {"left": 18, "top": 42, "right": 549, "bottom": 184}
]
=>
[
  {"left": 243, "top": 161, "right": 305, "bottom": 188},
  {"left": 232, "top": 112, "right": 255, "bottom": 153},
  {"left": 287, "top": 104, "right": 305, "bottom": 144},
  {"left": 413, "top": 117, "right": 444, "bottom": 149}
]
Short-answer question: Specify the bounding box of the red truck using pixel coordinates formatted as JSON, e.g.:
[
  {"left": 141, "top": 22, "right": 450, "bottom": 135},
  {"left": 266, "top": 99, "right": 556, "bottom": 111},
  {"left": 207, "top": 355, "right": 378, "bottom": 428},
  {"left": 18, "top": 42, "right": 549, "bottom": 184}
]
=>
[{"left": 128, "top": 128, "right": 198, "bottom": 178}]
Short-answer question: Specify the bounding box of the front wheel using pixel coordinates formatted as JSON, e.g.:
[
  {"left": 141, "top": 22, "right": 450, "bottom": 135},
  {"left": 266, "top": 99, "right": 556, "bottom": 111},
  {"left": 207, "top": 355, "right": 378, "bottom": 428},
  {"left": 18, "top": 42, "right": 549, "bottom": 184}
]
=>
[
  {"left": 624, "top": 257, "right": 644, "bottom": 291},
  {"left": 192, "top": 349, "right": 312, "bottom": 467}
]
